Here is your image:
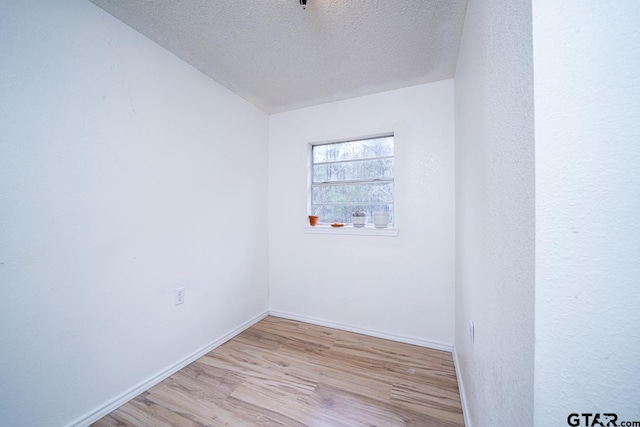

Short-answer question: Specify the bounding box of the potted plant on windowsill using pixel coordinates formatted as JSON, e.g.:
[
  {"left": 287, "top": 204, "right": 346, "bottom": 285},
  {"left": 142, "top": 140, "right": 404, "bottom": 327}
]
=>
[
  {"left": 352, "top": 210, "right": 368, "bottom": 228},
  {"left": 308, "top": 215, "right": 320, "bottom": 226}
]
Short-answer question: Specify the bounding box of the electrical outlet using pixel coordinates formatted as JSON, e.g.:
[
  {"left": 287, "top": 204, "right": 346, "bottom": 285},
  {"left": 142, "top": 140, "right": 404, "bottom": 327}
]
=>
[
  {"left": 469, "top": 320, "right": 475, "bottom": 348},
  {"left": 175, "top": 287, "right": 185, "bottom": 305}
]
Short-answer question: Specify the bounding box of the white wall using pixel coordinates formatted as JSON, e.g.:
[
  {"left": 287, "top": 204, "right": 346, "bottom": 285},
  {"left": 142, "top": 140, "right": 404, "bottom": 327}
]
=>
[
  {"left": 533, "top": 1, "right": 640, "bottom": 424},
  {"left": 269, "top": 81, "right": 456, "bottom": 346},
  {"left": 454, "top": 0, "right": 535, "bottom": 425},
  {"left": 0, "top": 1, "right": 269, "bottom": 425}
]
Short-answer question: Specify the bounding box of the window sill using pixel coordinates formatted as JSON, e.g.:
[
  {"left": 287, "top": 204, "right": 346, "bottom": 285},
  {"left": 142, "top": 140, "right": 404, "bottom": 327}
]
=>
[{"left": 304, "top": 225, "right": 399, "bottom": 237}]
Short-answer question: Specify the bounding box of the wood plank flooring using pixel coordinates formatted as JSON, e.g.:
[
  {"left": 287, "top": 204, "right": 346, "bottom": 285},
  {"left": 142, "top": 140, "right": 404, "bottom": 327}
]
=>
[{"left": 93, "top": 316, "right": 464, "bottom": 426}]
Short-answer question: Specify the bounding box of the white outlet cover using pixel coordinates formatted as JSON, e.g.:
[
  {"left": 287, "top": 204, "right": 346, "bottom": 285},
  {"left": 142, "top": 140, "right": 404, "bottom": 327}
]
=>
[
  {"left": 175, "top": 287, "right": 185, "bottom": 305},
  {"left": 469, "top": 320, "right": 475, "bottom": 347}
]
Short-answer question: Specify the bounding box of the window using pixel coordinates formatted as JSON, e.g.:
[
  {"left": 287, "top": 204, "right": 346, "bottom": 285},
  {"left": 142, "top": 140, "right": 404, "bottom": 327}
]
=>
[{"left": 310, "top": 135, "right": 394, "bottom": 225}]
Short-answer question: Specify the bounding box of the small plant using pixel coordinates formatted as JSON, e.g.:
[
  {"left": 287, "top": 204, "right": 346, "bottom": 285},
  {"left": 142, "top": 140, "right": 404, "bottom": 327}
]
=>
[{"left": 351, "top": 210, "right": 367, "bottom": 228}]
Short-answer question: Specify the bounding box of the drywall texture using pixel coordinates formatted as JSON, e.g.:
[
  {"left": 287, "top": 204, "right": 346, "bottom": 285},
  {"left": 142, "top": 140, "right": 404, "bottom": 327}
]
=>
[
  {"left": 89, "top": 0, "right": 467, "bottom": 113},
  {"left": 454, "top": 0, "right": 535, "bottom": 425},
  {"left": 269, "top": 81, "right": 456, "bottom": 346},
  {"left": 533, "top": 1, "right": 640, "bottom": 424},
  {"left": 0, "top": 1, "right": 269, "bottom": 425}
]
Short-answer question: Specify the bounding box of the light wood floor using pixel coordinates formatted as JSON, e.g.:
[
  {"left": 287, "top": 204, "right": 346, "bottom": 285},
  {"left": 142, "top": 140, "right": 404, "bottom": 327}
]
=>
[{"left": 94, "top": 316, "right": 464, "bottom": 426}]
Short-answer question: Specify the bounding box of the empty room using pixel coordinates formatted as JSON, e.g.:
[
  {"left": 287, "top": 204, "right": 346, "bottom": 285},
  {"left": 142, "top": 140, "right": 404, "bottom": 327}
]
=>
[{"left": 1, "top": 1, "right": 638, "bottom": 426}]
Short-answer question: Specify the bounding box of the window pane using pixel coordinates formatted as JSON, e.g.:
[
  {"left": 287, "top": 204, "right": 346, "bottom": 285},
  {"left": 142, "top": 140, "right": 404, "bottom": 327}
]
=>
[
  {"left": 310, "top": 135, "right": 394, "bottom": 226},
  {"left": 312, "top": 204, "right": 394, "bottom": 224},
  {"left": 312, "top": 158, "right": 394, "bottom": 183},
  {"left": 312, "top": 182, "right": 393, "bottom": 204},
  {"left": 359, "top": 137, "right": 394, "bottom": 159},
  {"left": 313, "top": 136, "right": 393, "bottom": 163}
]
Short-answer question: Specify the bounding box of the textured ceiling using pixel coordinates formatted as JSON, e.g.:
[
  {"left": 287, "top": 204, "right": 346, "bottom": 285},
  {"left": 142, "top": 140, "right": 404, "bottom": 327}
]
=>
[{"left": 89, "top": 0, "right": 468, "bottom": 113}]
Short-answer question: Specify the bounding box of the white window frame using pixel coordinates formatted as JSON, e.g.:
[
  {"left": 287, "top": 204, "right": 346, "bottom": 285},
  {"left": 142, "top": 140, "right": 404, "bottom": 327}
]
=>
[{"left": 305, "top": 133, "right": 398, "bottom": 236}]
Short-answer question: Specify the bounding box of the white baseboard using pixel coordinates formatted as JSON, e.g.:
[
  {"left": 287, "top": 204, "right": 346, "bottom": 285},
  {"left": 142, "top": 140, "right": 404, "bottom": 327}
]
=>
[
  {"left": 452, "top": 347, "right": 472, "bottom": 427},
  {"left": 68, "top": 310, "right": 269, "bottom": 427},
  {"left": 268, "top": 310, "right": 453, "bottom": 353}
]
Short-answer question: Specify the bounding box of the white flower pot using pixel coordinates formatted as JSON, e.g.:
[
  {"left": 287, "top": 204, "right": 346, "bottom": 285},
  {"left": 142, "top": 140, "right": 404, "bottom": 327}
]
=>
[
  {"left": 373, "top": 212, "right": 390, "bottom": 228},
  {"left": 352, "top": 216, "right": 367, "bottom": 228}
]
